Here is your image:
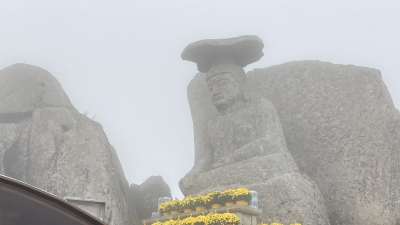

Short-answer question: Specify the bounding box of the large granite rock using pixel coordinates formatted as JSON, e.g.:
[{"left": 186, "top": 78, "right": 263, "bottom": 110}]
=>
[
  {"left": 130, "top": 176, "right": 172, "bottom": 220},
  {"left": 187, "top": 60, "right": 400, "bottom": 225},
  {"left": 0, "top": 63, "right": 73, "bottom": 114},
  {"left": 0, "top": 64, "right": 140, "bottom": 225}
]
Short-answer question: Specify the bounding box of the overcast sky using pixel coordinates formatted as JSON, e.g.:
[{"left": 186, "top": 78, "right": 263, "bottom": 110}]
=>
[{"left": 1, "top": 0, "right": 399, "bottom": 199}]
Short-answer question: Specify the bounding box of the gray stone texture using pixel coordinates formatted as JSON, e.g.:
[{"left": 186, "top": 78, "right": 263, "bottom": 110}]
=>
[
  {"left": 186, "top": 60, "right": 400, "bottom": 225},
  {"left": 0, "top": 63, "right": 73, "bottom": 113},
  {"left": 180, "top": 55, "right": 330, "bottom": 224},
  {"left": 0, "top": 64, "right": 140, "bottom": 225},
  {"left": 181, "top": 35, "right": 264, "bottom": 73},
  {"left": 130, "top": 176, "right": 172, "bottom": 220}
]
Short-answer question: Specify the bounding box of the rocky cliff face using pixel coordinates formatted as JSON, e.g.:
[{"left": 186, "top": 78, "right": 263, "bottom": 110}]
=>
[
  {"left": 130, "top": 176, "right": 172, "bottom": 220},
  {"left": 0, "top": 64, "right": 140, "bottom": 225},
  {"left": 187, "top": 60, "right": 400, "bottom": 225}
]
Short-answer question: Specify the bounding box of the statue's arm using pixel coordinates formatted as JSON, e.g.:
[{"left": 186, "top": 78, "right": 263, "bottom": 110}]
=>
[
  {"left": 192, "top": 124, "right": 213, "bottom": 173},
  {"left": 215, "top": 100, "right": 287, "bottom": 167},
  {"left": 179, "top": 124, "right": 213, "bottom": 191}
]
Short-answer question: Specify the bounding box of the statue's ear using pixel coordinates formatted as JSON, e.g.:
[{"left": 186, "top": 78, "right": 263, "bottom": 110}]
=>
[{"left": 241, "top": 80, "right": 250, "bottom": 102}]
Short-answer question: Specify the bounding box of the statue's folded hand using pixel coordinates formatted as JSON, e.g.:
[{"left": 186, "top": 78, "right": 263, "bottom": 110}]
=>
[{"left": 213, "top": 156, "right": 234, "bottom": 169}]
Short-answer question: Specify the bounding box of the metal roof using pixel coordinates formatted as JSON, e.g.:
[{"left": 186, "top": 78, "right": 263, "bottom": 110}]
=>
[{"left": 0, "top": 174, "right": 107, "bottom": 225}]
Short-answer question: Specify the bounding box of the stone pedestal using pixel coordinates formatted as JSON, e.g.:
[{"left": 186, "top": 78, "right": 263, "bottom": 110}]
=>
[{"left": 142, "top": 205, "right": 261, "bottom": 225}]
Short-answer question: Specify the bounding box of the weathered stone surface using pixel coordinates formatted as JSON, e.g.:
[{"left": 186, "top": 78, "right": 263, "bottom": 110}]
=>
[
  {"left": 180, "top": 99, "right": 330, "bottom": 224},
  {"left": 130, "top": 176, "right": 172, "bottom": 220},
  {"left": 0, "top": 123, "right": 23, "bottom": 174},
  {"left": 181, "top": 36, "right": 264, "bottom": 73},
  {"left": 0, "top": 63, "right": 73, "bottom": 113},
  {"left": 0, "top": 64, "right": 139, "bottom": 225},
  {"left": 180, "top": 41, "right": 330, "bottom": 225},
  {"left": 187, "top": 60, "right": 400, "bottom": 225}
]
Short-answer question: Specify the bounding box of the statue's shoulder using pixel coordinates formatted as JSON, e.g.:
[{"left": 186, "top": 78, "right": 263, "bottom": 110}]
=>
[{"left": 242, "top": 98, "right": 277, "bottom": 115}]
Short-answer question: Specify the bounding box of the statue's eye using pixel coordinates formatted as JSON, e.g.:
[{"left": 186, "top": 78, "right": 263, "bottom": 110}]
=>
[{"left": 208, "top": 85, "right": 213, "bottom": 91}]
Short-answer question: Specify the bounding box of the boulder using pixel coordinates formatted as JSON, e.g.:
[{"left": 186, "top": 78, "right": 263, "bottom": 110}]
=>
[
  {"left": 130, "top": 176, "right": 172, "bottom": 220},
  {"left": 187, "top": 60, "right": 400, "bottom": 225},
  {"left": 0, "top": 64, "right": 139, "bottom": 225},
  {"left": 0, "top": 63, "right": 73, "bottom": 114}
]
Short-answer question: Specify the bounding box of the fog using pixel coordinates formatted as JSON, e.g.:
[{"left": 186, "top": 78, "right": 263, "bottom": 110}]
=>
[{"left": 0, "top": 0, "right": 399, "bottom": 198}]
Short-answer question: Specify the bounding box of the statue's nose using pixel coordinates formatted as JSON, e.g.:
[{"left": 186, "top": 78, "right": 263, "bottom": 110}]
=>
[{"left": 212, "top": 86, "right": 221, "bottom": 95}]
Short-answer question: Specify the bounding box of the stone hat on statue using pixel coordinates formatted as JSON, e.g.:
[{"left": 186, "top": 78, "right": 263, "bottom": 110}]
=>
[{"left": 181, "top": 35, "right": 264, "bottom": 74}]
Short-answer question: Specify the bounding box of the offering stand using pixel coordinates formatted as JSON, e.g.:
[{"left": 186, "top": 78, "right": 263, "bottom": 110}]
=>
[{"left": 142, "top": 205, "right": 261, "bottom": 225}]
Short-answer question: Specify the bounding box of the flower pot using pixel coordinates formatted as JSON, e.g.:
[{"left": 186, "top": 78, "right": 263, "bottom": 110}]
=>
[
  {"left": 225, "top": 202, "right": 235, "bottom": 206},
  {"left": 211, "top": 204, "right": 222, "bottom": 208},
  {"left": 184, "top": 208, "right": 194, "bottom": 213},
  {"left": 170, "top": 210, "right": 179, "bottom": 215},
  {"left": 163, "top": 212, "right": 170, "bottom": 216},
  {"left": 235, "top": 200, "right": 248, "bottom": 206},
  {"left": 195, "top": 206, "right": 206, "bottom": 211}
]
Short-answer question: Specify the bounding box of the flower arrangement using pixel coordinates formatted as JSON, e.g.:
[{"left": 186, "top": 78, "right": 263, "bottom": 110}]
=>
[
  {"left": 151, "top": 212, "right": 239, "bottom": 225},
  {"left": 270, "top": 222, "right": 283, "bottom": 225},
  {"left": 170, "top": 199, "right": 182, "bottom": 213},
  {"left": 193, "top": 215, "right": 207, "bottom": 225},
  {"left": 218, "top": 189, "right": 235, "bottom": 205},
  {"left": 181, "top": 197, "right": 195, "bottom": 209},
  {"left": 181, "top": 196, "right": 196, "bottom": 212},
  {"left": 257, "top": 222, "right": 301, "bottom": 225},
  {"left": 158, "top": 201, "right": 173, "bottom": 214},
  {"left": 206, "top": 191, "right": 222, "bottom": 206},
  {"left": 193, "top": 195, "right": 210, "bottom": 208},
  {"left": 211, "top": 212, "right": 240, "bottom": 225},
  {"left": 158, "top": 187, "right": 254, "bottom": 214},
  {"left": 231, "top": 188, "right": 252, "bottom": 202}
]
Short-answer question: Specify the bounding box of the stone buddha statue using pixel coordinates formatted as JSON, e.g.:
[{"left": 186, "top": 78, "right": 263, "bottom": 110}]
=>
[
  {"left": 179, "top": 36, "right": 330, "bottom": 225},
  {"left": 180, "top": 57, "right": 287, "bottom": 186}
]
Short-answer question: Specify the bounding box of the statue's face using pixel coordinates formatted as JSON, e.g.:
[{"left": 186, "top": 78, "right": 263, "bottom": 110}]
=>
[{"left": 207, "top": 72, "right": 242, "bottom": 111}]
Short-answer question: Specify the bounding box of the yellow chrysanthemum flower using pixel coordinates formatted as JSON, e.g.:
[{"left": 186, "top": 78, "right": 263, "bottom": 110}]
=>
[
  {"left": 181, "top": 197, "right": 195, "bottom": 208},
  {"left": 152, "top": 212, "right": 240, "bottom": 225}
]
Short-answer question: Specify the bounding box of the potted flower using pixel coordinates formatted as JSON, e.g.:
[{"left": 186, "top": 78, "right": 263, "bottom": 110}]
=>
[
  {"left": 232, "top": 188, "right": 252, "bottom": 206},
  {"left": 194, "top": 194, "right": 208, "bottom": 211},
  {"left": 194, "top": 215, "right": 207, "bottom": 225},
  {"left": 219, "top": 189, "right": 235, "bottom": 206},
  {"left": 169, "top": 199, "right": 181, "bottom": 215},
  {"left": 158, "top": 201, "right": 172, "bottom": 216},
  {"left": 182, "top": 215, "right": 198, "bottom": 225},
  {"left": 206, "top": 212, "right": 239, "bottom": 225},
  {"left": 164, "top": 218, "right": 179, "bottom": 225},
  {"left": 207, "top": 191, "right": 222, "bottom": 208},
  {"left": 206, "top": 212, "right": 219, "bottom": 225},
  {"left": 270, "top": 221, "right": 283, "bottom": 225},
  {"left": 181, "top": 196, "right": 195, "bottom": 213},
  {"left": 218, "top": 213, "right": 240, "bottom": 225}
]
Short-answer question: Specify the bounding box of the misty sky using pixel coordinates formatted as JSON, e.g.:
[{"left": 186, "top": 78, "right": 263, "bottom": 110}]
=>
[{"left": 1, "top": 0, "right": 399, "bottom": 199}]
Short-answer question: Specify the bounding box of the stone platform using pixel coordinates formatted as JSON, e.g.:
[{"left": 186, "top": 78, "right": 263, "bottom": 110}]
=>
[{"left": 142, "top": 205, "right": 262, "bottom": 225}]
